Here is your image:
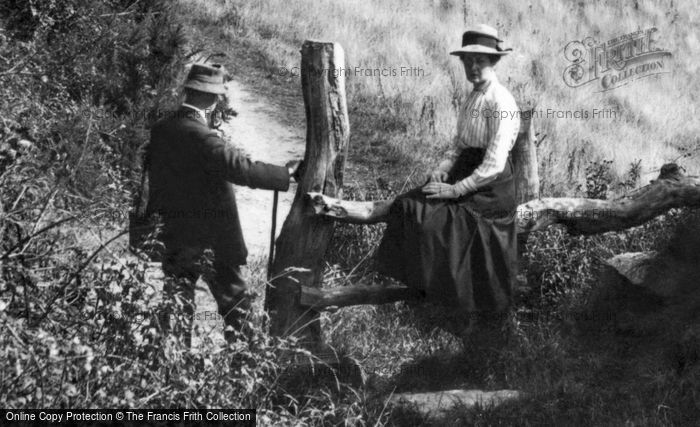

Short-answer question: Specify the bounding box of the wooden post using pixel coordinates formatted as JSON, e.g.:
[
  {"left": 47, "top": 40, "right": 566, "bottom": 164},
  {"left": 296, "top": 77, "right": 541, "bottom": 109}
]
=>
[
  {"left": 266, "top": 41, "right": 349, "bottom": 348},
  {"left": 512, "top": 108, "right": 539, "bottom": 204},
  {"left": 512, "top": 107, "right": 539, "bottom": 269}
]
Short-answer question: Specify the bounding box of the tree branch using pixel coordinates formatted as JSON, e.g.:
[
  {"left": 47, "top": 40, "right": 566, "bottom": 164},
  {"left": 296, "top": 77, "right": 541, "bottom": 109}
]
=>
[{"left": 307, "top": 164, "right": 700, "bottom": 236}]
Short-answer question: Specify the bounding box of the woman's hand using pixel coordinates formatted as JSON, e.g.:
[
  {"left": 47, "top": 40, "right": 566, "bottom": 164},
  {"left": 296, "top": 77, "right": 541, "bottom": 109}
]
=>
[
  {"left": 429, "top": 170, "right": 450, "bottom": 183},
  {"left": 422, "top": 182, "right": 461, "bottom": 199}
]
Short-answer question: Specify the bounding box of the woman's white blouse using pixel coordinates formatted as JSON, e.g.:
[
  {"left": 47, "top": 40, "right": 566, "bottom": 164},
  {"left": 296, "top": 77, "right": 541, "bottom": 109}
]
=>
[{"left": 440, "top": 75, "right": 521, "bottom": 194}]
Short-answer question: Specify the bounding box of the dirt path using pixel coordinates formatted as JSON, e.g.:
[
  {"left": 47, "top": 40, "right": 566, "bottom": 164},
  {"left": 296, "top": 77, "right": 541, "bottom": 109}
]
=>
[{"left": 221, "top": 80, "right": 305, "bottom": 257}]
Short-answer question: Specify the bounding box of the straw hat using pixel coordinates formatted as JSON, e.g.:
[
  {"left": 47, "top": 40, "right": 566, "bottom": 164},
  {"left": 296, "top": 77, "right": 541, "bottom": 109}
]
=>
[
  {"left": 183, "top": 63, "right": 227, "bottom": 95},
  {"left": 450, "top": 24, "right": 512, "bottom": 56}
]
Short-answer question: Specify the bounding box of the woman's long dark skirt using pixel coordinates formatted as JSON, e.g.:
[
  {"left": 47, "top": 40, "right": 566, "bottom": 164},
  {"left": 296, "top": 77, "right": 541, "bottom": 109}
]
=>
[{"left": 375, "top": 148, "right": 518, "bottom": 315}]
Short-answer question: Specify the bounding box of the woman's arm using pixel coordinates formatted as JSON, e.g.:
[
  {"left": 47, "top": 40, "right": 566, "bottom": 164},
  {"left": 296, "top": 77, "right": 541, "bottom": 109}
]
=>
[{"left": 454, "top": 86, "right": 520, "bottom": 195}]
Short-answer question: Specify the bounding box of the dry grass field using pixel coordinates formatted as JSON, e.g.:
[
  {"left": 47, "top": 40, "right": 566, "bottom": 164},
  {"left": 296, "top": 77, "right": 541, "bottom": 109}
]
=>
[{"left": 184, "top": 0, "right": 700, "bottom": 194}]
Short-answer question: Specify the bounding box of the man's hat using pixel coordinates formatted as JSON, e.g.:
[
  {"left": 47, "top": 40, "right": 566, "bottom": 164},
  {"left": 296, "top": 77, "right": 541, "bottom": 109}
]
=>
[
  {"left": 450, "top": 24, "right": 512, "bottom": 57},
  {"left": 183, "top": 63, "right": 227, "bottom": 95}
]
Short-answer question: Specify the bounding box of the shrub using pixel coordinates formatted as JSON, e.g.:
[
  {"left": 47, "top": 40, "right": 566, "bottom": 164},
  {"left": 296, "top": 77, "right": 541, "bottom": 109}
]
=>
[{"left": 0, "top": 0, "right": 189, "bottom": 409}]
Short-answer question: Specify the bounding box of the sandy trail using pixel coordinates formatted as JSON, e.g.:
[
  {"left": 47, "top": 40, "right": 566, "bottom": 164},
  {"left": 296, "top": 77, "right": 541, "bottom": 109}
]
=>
[{"left": 221, "top": 80, "right": 304, "bottom": 256}]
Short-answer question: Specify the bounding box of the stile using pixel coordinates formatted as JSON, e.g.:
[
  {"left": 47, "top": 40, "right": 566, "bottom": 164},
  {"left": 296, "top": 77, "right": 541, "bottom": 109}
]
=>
[{"left": 266, "top": 40, "right": 350, "bottom": 348}]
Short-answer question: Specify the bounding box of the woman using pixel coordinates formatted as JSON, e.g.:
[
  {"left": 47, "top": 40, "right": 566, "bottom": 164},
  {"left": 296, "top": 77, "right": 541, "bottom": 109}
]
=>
[{"left": 375, "top": 24, "right": 521, "bottom": 337}]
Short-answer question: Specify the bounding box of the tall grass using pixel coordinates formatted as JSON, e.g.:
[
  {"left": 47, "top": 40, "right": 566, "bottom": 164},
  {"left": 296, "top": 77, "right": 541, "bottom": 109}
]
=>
[{"left": 184, "top": 0, "right": 698, "bottom": 195}]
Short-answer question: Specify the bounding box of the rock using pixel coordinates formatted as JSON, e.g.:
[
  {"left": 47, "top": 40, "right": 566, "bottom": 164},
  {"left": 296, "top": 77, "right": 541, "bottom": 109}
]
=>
[
  {"left": 604, "top": 251, "right": 690, "bottom": 297},
  {"left": 389, "top": 389, "right": 521, "bottom": 415},
  {"left": 605, "top": 251, "right": 657, "bottom": 286}
]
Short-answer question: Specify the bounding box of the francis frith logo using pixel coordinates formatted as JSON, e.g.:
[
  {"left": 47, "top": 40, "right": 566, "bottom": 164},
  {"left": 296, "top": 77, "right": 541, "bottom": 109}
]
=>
[{"left": 563, "top": 27, "right": 672, "bottom": 92}]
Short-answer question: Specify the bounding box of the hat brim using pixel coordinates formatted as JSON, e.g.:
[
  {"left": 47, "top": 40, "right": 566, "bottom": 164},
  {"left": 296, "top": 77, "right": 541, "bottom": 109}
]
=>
[
  {"left": 183, "top": 81, "right": 227, "bottom": 95},
  {"left": 450, "top": 45, "right": 510, "bottom": 56}
]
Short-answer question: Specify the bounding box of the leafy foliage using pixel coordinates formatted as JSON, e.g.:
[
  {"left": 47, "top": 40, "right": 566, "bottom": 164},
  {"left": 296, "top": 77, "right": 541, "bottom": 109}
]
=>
[{"left": 583, "top": 159, "right": 614, "bottom": 199}]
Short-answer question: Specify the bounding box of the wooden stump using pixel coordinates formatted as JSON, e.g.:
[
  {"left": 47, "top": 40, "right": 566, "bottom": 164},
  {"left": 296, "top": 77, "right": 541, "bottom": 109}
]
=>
[
  {"left": 512, "top": 107, "right": 539, "bottom": 205},
  {"left": 512, "top": 107, "right": 539, "bottom": 271},
  {"left": 266, "top": 40, "right": 350, "bottom": 347}
]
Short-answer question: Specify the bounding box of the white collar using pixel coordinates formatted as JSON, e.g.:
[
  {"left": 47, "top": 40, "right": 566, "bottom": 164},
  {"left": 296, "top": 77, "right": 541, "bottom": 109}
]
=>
[
  {"left": 181, "top": 103, "right": 209, "bottom": 124},
  {"left": 473, "top": 74, "right": 497, "bottom": 93}
]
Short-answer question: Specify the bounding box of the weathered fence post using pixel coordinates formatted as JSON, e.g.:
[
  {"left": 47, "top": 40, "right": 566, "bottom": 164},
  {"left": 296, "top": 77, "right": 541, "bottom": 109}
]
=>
[
  {"left": 266, "top": 41, "right": 349, "bottom": 348},
  {"left": 512, "top": 107, "right": 539, "bottom": 269},
  {"left": 512, "top": 108, "right": 539, "bottom": 205}
]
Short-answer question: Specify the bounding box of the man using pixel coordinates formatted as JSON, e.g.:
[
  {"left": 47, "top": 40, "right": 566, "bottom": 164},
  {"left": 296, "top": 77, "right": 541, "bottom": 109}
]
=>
[{"left": 146, "top": 63, "right": 301, "bottom": 345}]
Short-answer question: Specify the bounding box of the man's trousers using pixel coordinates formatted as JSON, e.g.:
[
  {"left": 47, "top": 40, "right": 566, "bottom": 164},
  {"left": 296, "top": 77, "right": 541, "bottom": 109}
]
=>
[{"left": 160, "top": 243, "right": 250, "bottom": 346}]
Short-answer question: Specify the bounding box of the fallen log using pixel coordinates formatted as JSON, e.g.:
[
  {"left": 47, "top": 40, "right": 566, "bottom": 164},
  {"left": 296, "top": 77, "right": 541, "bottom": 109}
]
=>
[
  {"left": 308, "top": 163, "right": 700, "bottom": 235},
  {"left": 300, "top": 282, "right": 422, "bottom": 309},
  {"left": 305, "top": 192, "right": 391, "bottom": 224},
  {"left": 300, "top": 273, "right": 531, "bottom": 310}
]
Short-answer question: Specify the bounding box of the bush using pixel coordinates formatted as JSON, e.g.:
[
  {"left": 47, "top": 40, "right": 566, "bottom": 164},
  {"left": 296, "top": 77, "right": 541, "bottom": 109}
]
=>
[
  {"left": 1, "top": 254, "right": 325, "bottom": 416},
  {"left": 0, "top": 0, "right": 188, "bottom": 409}
]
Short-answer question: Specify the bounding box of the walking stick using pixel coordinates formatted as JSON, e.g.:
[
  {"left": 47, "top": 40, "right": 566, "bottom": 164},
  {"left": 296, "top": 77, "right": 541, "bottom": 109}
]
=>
[
  {"left": 264, "top": 190, "right": 279, "bottom": 312},
  {"left": 267, "top": 190, "right": 279, "bottom": 280}
]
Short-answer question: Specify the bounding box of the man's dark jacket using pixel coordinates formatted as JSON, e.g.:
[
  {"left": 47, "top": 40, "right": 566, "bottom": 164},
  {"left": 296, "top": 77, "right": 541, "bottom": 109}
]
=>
[{"left": 145, "top": 106, "right": 290, "bottom": 264}]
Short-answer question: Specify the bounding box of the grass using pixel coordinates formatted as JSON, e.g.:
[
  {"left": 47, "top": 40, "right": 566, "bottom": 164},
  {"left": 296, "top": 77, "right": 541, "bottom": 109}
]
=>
[
  {"left": 181, "top": 0, "right": 700, "bottom": 195},
  {"left": 320, "top": 212, "right": 700, "bottom": 426}
]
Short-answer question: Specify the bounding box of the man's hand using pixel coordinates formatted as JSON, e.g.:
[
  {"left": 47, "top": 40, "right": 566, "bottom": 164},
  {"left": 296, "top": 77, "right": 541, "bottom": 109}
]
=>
[
  {"left": 422, "top": 182, "right": 461, "bottom": 199},
  {"left": 429, "top": 170, "right": 450, "bottom": 183},
  {"left": 286, "top": 159, "right": 304, "bottom": 182}
]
